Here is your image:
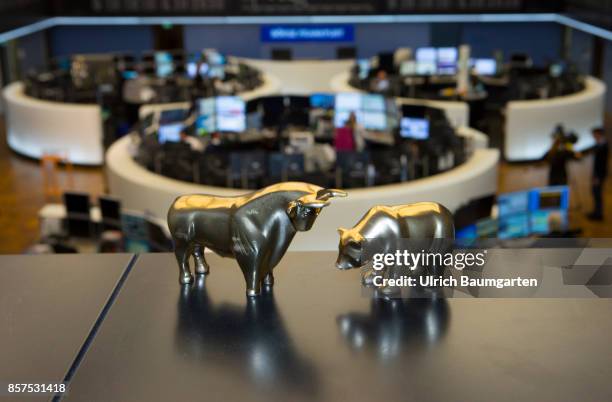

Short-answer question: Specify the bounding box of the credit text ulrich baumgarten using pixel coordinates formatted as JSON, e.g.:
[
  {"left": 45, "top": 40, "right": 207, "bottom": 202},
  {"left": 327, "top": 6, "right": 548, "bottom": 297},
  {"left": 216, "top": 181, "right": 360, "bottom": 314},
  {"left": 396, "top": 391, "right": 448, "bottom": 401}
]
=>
[{"left": 371, "top": 250, "right": 539, "bottom": 289}]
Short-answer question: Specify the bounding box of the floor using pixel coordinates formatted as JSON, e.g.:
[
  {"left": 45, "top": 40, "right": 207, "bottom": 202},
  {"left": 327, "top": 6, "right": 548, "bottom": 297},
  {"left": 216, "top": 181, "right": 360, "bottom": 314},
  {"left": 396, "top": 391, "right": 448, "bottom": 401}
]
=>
[
  {"left": 0, "top": 118, "right": 106, "bottom": 254},
  {"left": 0, "top": 118, "right": 610, "bottom": 254}
]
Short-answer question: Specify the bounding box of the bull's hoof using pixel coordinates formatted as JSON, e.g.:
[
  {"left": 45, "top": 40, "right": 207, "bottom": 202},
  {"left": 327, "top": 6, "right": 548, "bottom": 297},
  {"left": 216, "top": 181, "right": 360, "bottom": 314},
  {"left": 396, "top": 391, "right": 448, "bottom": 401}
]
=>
[
  {"left": 179, "top": 273, "right": 194, "bottom": 285},
  {"left": 246, "top": 289, "right": 261, "bottom": 297}
]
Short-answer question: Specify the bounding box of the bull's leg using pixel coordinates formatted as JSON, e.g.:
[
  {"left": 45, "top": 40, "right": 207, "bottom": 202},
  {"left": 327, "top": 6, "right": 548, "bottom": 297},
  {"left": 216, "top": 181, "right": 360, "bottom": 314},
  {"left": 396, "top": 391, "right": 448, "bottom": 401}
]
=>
[
  {"left": 239, "top": 267, "right": 261, "bottom": 297},
  {"left": 174, "top": 238, "right": 193, "bottom": 285},
  {"left": 263, "top": 271, "right": 274, "bottom": 288},
  {"left": 193, "top": 244, "right": 210, "bottom": 275},
  {"left": 236, "top": 257, "right": 263, "bottom": 297}
]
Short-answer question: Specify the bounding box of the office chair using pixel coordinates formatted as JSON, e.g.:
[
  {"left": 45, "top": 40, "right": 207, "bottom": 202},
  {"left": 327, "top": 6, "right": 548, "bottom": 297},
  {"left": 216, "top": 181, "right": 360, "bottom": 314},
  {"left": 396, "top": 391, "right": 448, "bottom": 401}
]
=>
[
  {"left": 370, "top": 149, "right": 406, "bottom": 185},
  {"left": 335, "top": 151, "right": 371, "bottom": 189},
  {"left": 271, "top": 48, "right": 292, "bottom": 61},
  {"left": 157, "top": 143, "right": 195, "bottom": 182},
  {"left": 99, "top": 196, "right": 122, "bottom": 231},
  {"left": 268, "top": 153, "right": 305, "bottom": 184},
  {"left": 63, "top": 192, "right": 93, "bottom": 238},
  {"left": 197, "top": 151, "right": 229, "bottom": 187},
  {"left": 229, "top": 151, "right": 267, "bottom": 189}
]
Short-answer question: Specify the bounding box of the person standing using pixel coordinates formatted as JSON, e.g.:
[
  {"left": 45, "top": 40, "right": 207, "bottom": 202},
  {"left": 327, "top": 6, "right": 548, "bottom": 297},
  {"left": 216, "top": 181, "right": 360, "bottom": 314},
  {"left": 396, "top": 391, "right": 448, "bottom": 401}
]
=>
[
  {"left": 587, "top": 127, "right": 609, "bottom": 221},
  {"left": 545, "top": 126, "right": 580, "bottom": 186}
]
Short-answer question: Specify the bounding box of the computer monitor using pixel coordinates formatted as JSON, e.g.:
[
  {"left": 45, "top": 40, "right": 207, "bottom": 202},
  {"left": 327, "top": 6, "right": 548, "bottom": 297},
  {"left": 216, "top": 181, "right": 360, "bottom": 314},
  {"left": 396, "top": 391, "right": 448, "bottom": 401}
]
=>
[
  {"left": 530, "top": 209, "right": 568, "bottom": 235},
  {"left": 99, "top": 196, "right": 121, "bottom": 231},
  {"left": 476, "top": 217, "right": 498, "bottom": 238},
  {"left": 208, "top": 65, "right": 225, "bottom": 79},
  {"left": 335, "top": 93, "right": 362, "bottom": 111},
  {"left": 437, "top": 47, "right": 458, "bottom": 75},
  {"left": 456, "top": 224, "right": 477, "bottom": 240},
  {"left": 473, "top": 58, "right": 497, "bottom": 76},
  {"left": 361, "top": 111, "right": 387, "bottom": 131},
  {"left": 549, "top": 63, "right": 565, "bottom": 78},
  {"left": 310, "top": 93, "right": 335, "bottom": 109},
  {"left": 377, "top": 52, "right": 394, "bottom": 73},
  {"left": 361, "top": 94, "right": 385, "bottom": 112},
  {"left": 63, "top": 192, "right": 92, "bottom": 238},
  {"left": 498, "top": 213, "right": 530, "bottom": 239},
  {"left": 529, "top": 186, "right": 569, "bottom": 211},
  {"left": 196, "top": 115, "right": 215, "bottom": 135},
  {"left": 158, "top": 123, "right": 183, "bottom": 143},
  {"left": 186, "top": 62, "right": 209, "bottom": 78},
  {"left": 246, "top": 112, "right": 263, "bottom": 130},
  {"left": 159, "top": 108, "right": 186, "bottom": 124},
  {"left": 204, "top": 49, "right": 225, "bottom": 65},
  {"left": 121, "top": 70, "right": 138, "bottom": 80},
  {"left": 416, "top": 47, "right": 437, "bottom": 75},
  {"left": 400, "top": 60, "right": 417, "bottom": 76},
  {"left": 154, "top": 52, "right": 174, "bottom": 78},
  {"left": 333, "top": 110, "right": 356, "bottom": 128},
  {"left": 497, "top": 190, "right": 530, "bottom": 217},
  {"left": 400, "top": 117, "right": 429, "bottom": 140},
  {"left": 121, "top": 213, "right": 150, "bottom": 253},
  {"left": 197, "top": 98, "right": 215, "bottom": 116},
  {"left": 216, "top": 96, "right": 246, "bottom": 132},
  {"left": 356, "top": 59, "right": 370, "bottom": 80}
]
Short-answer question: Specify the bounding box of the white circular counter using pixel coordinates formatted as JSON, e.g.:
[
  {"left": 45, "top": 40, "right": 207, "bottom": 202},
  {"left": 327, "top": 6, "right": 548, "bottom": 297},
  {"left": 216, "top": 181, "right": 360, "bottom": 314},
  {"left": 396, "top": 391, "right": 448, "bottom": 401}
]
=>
[
  {"left": 504, "top": 76, "right": 606, "bottom": 161},
  {"left": 3, "top": 82, "right": 104, "bottom": 165},
  {"left": 106, "top": 127, "right": 498, "bottom": 251},
  {"left": 2, "top": 64, "right": 282, "bottom": 166}
]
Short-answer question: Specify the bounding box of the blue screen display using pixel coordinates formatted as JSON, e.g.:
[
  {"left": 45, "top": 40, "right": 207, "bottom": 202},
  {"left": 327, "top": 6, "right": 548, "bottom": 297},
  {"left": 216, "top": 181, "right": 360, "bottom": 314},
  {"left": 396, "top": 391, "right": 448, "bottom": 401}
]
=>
[
  {"left": 261, "top": 25, "right": 354, "bottom": 42},
  {"left": 498, "top": 191, "right": 530, "bottom": 217},
  {"left": 310, "top": 93, "right": 335, "bottom": 109},
  {"left": 528, "top": 186, "right": 569, "bottom": 211},
  {"left": 498, "top": 213, "right": 530, "bottom": 239},
  {"left": 530, "top": 209, "right": 568, "bottom": 234}
]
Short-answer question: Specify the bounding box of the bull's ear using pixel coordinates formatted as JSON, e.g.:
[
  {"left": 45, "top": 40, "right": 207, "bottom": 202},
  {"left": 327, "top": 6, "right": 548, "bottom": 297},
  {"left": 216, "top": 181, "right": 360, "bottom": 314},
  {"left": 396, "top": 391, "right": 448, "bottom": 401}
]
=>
[
  {"left": 286, "top": 200, "right": 300, "bottom": 218},
  {"left": 337, "top": 227, "right": 348, "bottom": 237},
  {"left": 317, "top": 188, "right": 348, "bottom": 201}
]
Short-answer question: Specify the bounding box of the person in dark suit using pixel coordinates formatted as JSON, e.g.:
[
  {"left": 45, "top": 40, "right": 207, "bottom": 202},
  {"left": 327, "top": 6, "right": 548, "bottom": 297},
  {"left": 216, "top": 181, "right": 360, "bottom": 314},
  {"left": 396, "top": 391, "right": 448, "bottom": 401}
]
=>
[
  {"left": 545, "top": 125, "right": 581, "bottom": 186},
  {"left": 587, "top": 127, "right": 609, "bottom": 221}
]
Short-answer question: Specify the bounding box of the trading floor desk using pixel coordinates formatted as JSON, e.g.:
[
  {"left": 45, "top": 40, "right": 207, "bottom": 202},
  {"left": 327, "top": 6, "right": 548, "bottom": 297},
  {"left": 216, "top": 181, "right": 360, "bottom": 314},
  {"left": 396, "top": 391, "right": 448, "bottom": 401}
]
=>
[
  {"left": 3, "top": 61, "right": 280, "bottom": 166},
  {"left": 2, "top": 253, "right": 612, "bottom": 401},
  {"left": 331, "top": 70, "right": 606, "bottom": 161},
  {"left": 106, "top": 126, "right": 497, "bottom": 251}
]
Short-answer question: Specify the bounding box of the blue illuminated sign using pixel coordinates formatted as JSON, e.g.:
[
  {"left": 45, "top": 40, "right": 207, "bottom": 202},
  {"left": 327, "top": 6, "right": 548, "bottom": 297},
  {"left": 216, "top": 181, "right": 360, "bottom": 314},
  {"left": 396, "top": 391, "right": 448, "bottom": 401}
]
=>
[{"left": 261, "top": 24, "right": 354, "bottom": 42}]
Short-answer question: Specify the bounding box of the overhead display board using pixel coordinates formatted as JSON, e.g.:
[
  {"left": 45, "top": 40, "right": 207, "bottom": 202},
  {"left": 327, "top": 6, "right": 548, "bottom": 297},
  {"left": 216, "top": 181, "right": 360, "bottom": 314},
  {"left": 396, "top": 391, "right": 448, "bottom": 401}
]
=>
[{"left": 51, "top": 0, "right": 554, "bottom": 16}]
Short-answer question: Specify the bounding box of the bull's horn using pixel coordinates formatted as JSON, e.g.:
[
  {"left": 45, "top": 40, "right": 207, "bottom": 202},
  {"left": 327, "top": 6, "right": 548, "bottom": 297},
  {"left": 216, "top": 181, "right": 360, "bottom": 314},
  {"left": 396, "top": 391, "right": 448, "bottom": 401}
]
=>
[
  {"left": 304, "top": 200, "right": 331, "bottom": 208},
  {"left": 317, "top": 188, "right": 348, "bottom": 201}
]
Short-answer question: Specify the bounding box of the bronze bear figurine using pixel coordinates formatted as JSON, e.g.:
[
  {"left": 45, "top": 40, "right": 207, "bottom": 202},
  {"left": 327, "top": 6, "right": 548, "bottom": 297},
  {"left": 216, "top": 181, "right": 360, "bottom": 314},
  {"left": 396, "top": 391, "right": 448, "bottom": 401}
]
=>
[{"left": 335, "top": 202, "right": 455, "bottom": 292}]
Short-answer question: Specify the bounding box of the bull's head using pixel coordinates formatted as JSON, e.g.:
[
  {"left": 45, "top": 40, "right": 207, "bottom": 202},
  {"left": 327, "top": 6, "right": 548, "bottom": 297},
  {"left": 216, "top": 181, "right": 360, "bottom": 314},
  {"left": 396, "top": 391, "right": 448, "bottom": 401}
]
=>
[
  {"left": 286, "top": 188, "right": 347, "bottom": 231},
  {"left": 336, "top": 228, "right": 366, "bottom": 270}
]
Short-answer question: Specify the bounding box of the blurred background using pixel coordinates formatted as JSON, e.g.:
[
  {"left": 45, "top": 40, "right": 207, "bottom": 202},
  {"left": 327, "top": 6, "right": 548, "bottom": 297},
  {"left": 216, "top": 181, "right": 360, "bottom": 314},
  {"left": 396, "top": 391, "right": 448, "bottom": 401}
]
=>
[{"left": 0, "top": 0, "right": 610, "bottom": 254}]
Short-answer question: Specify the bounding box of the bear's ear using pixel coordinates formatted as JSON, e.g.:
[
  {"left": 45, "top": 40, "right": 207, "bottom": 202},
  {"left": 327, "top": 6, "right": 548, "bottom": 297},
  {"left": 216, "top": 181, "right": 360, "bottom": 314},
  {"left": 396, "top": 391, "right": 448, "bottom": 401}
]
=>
[{"left": 347, "top": 239, "right": 363, "bottom": 250}]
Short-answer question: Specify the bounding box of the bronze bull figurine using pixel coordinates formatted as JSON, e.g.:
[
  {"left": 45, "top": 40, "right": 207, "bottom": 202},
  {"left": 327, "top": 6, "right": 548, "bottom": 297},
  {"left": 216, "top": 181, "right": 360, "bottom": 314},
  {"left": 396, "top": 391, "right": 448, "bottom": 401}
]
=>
[{"left": 168, "top": 182, "right": 346, "bottom": 296}]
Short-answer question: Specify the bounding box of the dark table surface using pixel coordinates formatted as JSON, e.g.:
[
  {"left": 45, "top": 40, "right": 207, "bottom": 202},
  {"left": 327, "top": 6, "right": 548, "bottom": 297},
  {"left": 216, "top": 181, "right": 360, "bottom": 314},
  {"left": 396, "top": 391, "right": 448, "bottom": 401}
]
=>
[
  {"left": 62, "top": 252, "right": 612, "bottom": 402},
  {"left": 0, "top": 254, "right": 133, "bottom": 402}
]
